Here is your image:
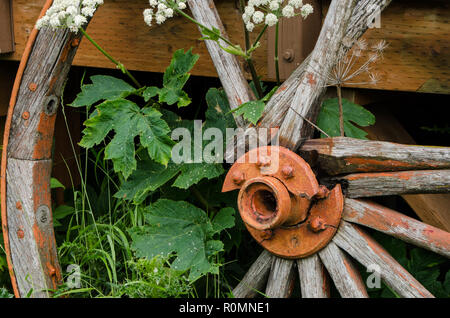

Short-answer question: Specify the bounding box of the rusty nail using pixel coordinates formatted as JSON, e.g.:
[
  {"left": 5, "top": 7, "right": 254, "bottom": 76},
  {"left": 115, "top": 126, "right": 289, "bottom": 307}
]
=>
[
  {"left": 71, "top": 38, "right": 80, "bottom": 47},
  {"left": 17, "top": 229, "right": 24, "bottom": 239},
  {"left": 16, "top": 201, "right": 22, "bottom": 210},
  {"left": 28, "top": 83, "right": 37, "bottom": 91},
  {"left": 309, "top": 216, "right": 327, "bottom": 233},
  {"left": 260, "top": 229, "right": 273, "bottom": 240},
  {"left": 281, "top": 165, "right": 294, "bottom": 179},
  {"left": 22, "top": 111, "right": 30, "bottom": 120},
  {"left": 256, "top": 156, "right": 271, "bottom": 167},
  {"left": 232, "top": 171, "right": 245, "bottom": 185},
  {"left": 48, "top": 264, "right": 56, "bottom": 276},
  {"left": 316, "top": 185, "right": 330, "bottom": 199}
]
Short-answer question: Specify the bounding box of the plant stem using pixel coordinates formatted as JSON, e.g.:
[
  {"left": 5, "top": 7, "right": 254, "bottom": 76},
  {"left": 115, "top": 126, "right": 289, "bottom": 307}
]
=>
[
  {"left": 336, "top": 84, "right": 345, "bottom": 136},
  {"left": 275, "top": 22, "right": 280, "bottom": 85},
  {"left": 79, "top": 28, "right": 142, "bottom": 88},
  {"left": 239, "top": 0, "right": 251, "bottom": 52},
  {"left": 246, "top": 58, "right": 263, "bottom": 99}
]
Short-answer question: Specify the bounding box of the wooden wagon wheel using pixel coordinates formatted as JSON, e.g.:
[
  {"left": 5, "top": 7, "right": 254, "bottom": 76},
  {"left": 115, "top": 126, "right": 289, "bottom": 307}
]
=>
[{"left": 2, "top": 0, "right": 448, "bottom": 298}]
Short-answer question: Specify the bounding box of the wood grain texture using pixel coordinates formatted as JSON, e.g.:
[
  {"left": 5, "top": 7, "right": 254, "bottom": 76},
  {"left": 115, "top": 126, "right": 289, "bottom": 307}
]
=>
[
  {"left": 332, "top": 170, "right": 450, "bottom": 198},
  {"left": 265, "top": 257, "right": 295, "bottom": 298},
  {"left": 6, "top": 158, "right": 60, "bottom": 297},
  {"left": 362, "top": 106, "right": 450, "bottom": 232},
  {"left": 343, "top": 198, "right": 450, "bottom": 258},
  {"left": 225, "top": 0, "right": 393, "bottom": 162},
  {"left": 187, "top": 0, "right": 251, "bottom": 127},
  {"left": 299, "top": 137, "right": 450, "bottom": 175},
  {"left": 3, "top": 1, "right": 447, "bottom": 93},
  {"left": 297, "top": 254, "right": 330, "bottom": 298},
  {"left": 333, "top": 221, "right": 434, "bottom": 298},
  {"left": 318, "top": 241, "right": 368, "bottom": 298},
  {"left": 2, "top": 9, "right": 91, "bottom": 297},
  {"left": 232, "top": 250, "right": 273, "bottom": 298}
]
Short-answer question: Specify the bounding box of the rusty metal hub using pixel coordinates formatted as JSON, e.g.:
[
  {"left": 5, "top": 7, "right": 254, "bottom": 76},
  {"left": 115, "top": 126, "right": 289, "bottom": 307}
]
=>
[{"left": 222, "top": 146, "right": 343, "bottom": 259}]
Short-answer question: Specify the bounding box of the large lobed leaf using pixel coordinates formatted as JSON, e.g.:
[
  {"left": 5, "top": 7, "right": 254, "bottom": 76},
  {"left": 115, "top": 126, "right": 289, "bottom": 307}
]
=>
[
  {"left": 71, "top": 75, "right": 137, "bottom": 107},
  {"left": 129, "top": 199, "right": 235, "bottom": 281},
  {"left": 80, "top": 99, "right": 173, "bottom": 178},
  {"left": 317, "top": 98, "right": 375, "bottom": 139}
]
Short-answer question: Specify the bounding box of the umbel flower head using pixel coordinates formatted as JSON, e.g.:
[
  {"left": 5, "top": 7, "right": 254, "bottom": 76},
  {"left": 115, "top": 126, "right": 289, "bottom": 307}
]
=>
[
  {"left": 36, "top": 0, "right": 104, "bottom": 32},
  {"left": 243, "top": 0, "right": 314, "bottom": 32},
  {"left": 143, "top": 0, "right": 187, "bottom": 27}
]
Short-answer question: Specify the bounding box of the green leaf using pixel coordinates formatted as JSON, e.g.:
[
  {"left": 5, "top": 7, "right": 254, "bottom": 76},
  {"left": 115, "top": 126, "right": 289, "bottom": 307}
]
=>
[
  {"left": 317, "top": 98, "right": 376, "bottom": 139},
  {"left": 211, "top": 207, "right": 235, "bottom": 235},
  {"left": 129, "top": 199, "right": 233, "bottom": 281},
  {"left": 50, "top": 178, "right": 65, "bottom": 189},
  {"left": 80, "top": 99, "right": 173, "bottom": 178},
  {"left": 114, "top": 160, "right": 180, "bottom": 204},
  {"left": 199, "top": 26, "right": 221, "bottom": 41},
  {"left": 71, "top": 75, "right": 136, "bottom": 107},
  {"left": 172, "top": 163, "right": 224, "bottom": 190},
  {"left": 53, "top": 205, "right": 75, "bottom": 220},
  {"left": 156, "top": 48, "right": 199, "bottom": 107},
  {"left": 205, "top": 88, "right": 236, "bottom": 133},
  {"left": 231, "top": 100, "right": 265, "bottom": 125}
]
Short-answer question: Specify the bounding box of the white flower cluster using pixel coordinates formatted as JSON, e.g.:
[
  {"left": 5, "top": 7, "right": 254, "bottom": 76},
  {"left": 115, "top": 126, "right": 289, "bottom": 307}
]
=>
[
  {"left": 242, "top": 0, "right": 314, "bottom": 32},
  {"left": 36, "top": 0, "right": 103, "bottom": 32},
  {"left": 143, "top": 0, "right": 187, "bottom": 27}
]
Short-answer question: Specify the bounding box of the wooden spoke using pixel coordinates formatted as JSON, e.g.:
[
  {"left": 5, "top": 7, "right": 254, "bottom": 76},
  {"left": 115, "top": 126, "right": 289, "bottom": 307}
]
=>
[
  {"left": 330, "top": 170, "right": 450, "bottom": 198},
  {"left": 299, "top": 137, "right": 450, "bottom": 175},
  {"left": 232, "top": 250, "right": 273, "bottom": 298},
  {"left": 333, "top": 221, "right": 434, "bottom": 298},
  {"left": 265, "top": 257, "right": 296, "bottom": 298},
  {"left": 318, "top": 241, "right": 368, "bottom": 298},
  {"left": 297, "top": 254, "right": 330, "bottom": 298},
  {"left": 187, "top": 0, "right": 253, "bottom": 127},
  {"left": 343, "top": 199, "right": 450, "bottom": 258}
]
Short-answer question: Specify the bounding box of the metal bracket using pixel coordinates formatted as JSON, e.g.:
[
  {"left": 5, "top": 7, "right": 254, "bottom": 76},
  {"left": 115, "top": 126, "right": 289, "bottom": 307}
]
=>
[{"left": 223, "top": 146, "right": 344, "bottom": 259}]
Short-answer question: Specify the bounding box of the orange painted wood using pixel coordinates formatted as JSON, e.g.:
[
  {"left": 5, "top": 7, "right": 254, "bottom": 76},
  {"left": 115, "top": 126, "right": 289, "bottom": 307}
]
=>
[
  {"left": 333, "top": 170, "right": 450, "bottom": 198},
  {"left": 333, "top": 221, "right": 434, "bottom": 298},
  {"left": 2, "top": 0, "right": 448, "bottom": 93},
  {"left": 300, "top": 137, "right": 450, "bottom": 175},
  {"left": 363, "top": 107, "right": 450, "bottom": 232},
  {"left": 343, "top": 198, "right": 450, "bottom": 258}
]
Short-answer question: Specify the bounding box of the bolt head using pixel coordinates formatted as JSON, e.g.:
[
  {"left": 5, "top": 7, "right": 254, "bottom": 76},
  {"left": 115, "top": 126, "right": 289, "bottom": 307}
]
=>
[
  {"left": 232, "top": 171, "right": 245, "bottom": 185},
  {"left": 309, "top": 216, "right": 326, "bottom": 233},
  {"left": 256, "top": 156, "right": 271, "bottom": 167},
  {"left": 281, "top": 165, "right": 294, "bottom": 179},
  {"left": 260, "top": 230, "right": 273, "bottom": 240}
]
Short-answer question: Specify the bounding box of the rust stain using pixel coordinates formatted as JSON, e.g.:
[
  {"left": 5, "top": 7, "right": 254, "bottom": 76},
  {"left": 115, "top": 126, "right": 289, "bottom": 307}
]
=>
[
  {"left": 16, "top": 229, "right": 24, "bottom": 239},
  {"left": 346, "top": 171, "right": 415, "bottom": 181},
  {"left": 15, "top": 201, "right": 22, "bottom": 210},
  {"left": 28, "top": 83, "right": 37, "bottom": 91},
  {"left": 32, "top": 112, "right": 57, "bottom": 160},
  {"left": 1, "top": 0, "right": 55, "bottom": 297},
  {"left": 306, "top": 73, "right": 317, "bottom": 86}
]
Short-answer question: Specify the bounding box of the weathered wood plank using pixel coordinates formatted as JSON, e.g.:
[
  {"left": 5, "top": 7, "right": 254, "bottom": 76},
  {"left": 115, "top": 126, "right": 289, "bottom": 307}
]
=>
[
  {"left": 330, "top": 170, "right": 450, "bottom": 198},
  {"left": 333, "top": 221, "right": 434, "bottom": 298},
  {"left": 318, "top": 241, "right": 368, "bottom": 298},
  {"left": 265, "top": 257, "right": 295, "bottom": 298},
  {"left": 225, "top": 0, "right": 393, "bottom": 162},
  {"left": 299, "top": 137, "right": 450, "bottom": 175},
  {"left": 232, "top": 250, "right": 273, "bottom": 298},
  {"left": 2, "top": 3, "right": 93, "bottom": 297},
  {"left": 186, "top": 0, "right": 251, "bottom": 127},
  {"left": 343, "top": 198, "right": 450, "bottom": 258},
  {"left": 273, "top": 0, "right": 392, "bottom": 149},
  {"left": 4, "top": 1, "right": 448, "bottom": 93},
  {"left": 297, "top": 254, "right": 330, "bottom": 298},
  {"left": 363, "top": 105, "right": 450, "bottom": 232}
]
